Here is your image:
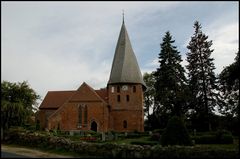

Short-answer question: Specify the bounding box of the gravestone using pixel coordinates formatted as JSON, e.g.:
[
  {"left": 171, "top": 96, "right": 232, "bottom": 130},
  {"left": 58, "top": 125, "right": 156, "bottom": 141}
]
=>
[
  {"left": 102, "top": 132, "right": 105, "bottom": 141},
  {"left": 69, "top": 131, "right": 74, "bottom": 136}
]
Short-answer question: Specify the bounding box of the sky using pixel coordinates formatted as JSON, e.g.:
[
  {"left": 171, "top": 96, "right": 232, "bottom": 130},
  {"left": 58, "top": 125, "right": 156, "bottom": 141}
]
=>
[{"left": 2, "top": 1, "right": 239, "bottom": 106}]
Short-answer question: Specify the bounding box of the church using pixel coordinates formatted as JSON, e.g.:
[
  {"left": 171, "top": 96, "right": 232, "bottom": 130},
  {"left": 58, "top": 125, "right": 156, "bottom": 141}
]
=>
[{"left": 38, "top": 18, "right": 146, "bottom": 132}]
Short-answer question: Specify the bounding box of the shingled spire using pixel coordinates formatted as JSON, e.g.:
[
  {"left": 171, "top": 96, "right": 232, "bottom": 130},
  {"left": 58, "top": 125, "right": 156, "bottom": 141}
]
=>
[{"left": 108, "top": 19, "right": 146, "bottom": 88}]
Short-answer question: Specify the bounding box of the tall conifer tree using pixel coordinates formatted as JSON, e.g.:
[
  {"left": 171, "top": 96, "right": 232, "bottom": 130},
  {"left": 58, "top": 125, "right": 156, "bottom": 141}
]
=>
[
  {"left": 186, "top": 21, "right": 217, "bottom": 131},
  {"left": 154, "top": 31, "right": 188, "bottom": 123}
]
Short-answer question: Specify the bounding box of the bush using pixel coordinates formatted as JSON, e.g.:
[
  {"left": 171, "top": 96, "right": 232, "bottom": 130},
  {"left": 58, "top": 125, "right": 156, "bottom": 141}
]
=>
[{"left": 161, "top": 116, "right": 192, "bottom": 146}]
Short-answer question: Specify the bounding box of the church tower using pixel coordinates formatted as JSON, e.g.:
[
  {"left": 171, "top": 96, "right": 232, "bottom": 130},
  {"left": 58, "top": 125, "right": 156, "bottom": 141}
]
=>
[{"left": 107, "top": 17, "right": 146, "bottom": 132}]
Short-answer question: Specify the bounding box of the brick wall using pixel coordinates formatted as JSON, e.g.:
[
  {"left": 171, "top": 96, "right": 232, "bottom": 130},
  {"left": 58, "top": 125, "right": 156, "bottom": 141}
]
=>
[
  {"left": 48, "top": 102, "right": 109, "bottom": 132},
  {"left": 108, "top": 84, "right": 144, "bottom": 132}
]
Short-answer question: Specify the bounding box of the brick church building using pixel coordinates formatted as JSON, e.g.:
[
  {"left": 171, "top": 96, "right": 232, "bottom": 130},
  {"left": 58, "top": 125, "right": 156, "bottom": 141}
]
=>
[{"left": 38, "top": 18, "right": 146, "bottom": 132}]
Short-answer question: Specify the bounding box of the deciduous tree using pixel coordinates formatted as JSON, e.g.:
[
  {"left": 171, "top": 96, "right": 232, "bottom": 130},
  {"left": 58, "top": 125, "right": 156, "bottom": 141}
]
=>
[{"left": 1, "top": 81, "right": 40, "bottom": 130}]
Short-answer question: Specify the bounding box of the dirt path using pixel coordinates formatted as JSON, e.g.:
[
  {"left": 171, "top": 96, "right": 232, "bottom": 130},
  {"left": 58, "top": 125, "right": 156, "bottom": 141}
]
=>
[{"left": 1, "top": 144, "right": 75, "bottom": 158}]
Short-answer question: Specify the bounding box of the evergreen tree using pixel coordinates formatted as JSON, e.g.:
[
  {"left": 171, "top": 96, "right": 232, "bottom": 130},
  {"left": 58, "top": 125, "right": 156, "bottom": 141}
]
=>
[
  {"left": 154, "top": 31, "right": 188, "bottom": 124},
  {"left": 186, "top": 21, "right": 217, "bottom": 131},
  {"left": 218, "top": 51, "right": 239, "bottom": 117}
]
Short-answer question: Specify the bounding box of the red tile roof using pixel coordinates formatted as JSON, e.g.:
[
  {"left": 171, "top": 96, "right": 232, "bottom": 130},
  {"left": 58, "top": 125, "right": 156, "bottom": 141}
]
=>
[
  {"left": 39, "top": 88, "right": 109, "bottom": 109},
  {"left": 39, "top": 91, "right": 75, "bottom": 109}
]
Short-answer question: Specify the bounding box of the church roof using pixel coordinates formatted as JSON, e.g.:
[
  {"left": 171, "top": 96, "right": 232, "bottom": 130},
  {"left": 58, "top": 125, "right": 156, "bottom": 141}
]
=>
[
  {"left": 48, "top": 82, "right": 108, "bottom": 120},
  {"left": 39, "top": 84, "right": 108, "bottom": 109},
  {"left": 108, "top": 21, "right": 146, "bottom": 88},
  {"left": 70, "top": 82, "right": 107, "bottom": 104},
  {"left": 39, "top": 91, "right": 75, "bottom": 109}
]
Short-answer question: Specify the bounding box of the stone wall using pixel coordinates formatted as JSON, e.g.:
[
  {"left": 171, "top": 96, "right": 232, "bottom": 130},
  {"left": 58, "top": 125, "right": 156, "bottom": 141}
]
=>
[{"left": 3, "top": 130, "right": 238, "bottom": 158}]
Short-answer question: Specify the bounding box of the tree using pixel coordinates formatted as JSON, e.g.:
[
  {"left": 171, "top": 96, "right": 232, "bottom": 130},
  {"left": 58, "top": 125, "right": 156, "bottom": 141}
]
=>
[
  {"left": 143, "top": 72, "right": 156, "bottom": 119},
  {"left": 143, "top": 72, "right": 157, "bottom": 130},
  {"left": 154, "top": 31, "right": 188, "bottom": 126},
  {"left": 186, "top": 21, "right": 218, "bottom": 131},
  {"left": 161, "top": 116, "right": 192, "bottom": 146},
  {"left": 218, "top": 51, "right": 239, "bottom": 117},
  {"left": 1, "top": 81, "right": 40, "bottom": 130}
]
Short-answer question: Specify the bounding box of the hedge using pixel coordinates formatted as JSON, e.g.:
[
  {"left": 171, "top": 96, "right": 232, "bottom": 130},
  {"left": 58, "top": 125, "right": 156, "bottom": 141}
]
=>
[
  {"left": 192, "top": 134, "right": 233, "bottom": 144},
  {"left": 191, "top": 130, "right": 234, "bottom": 144}
]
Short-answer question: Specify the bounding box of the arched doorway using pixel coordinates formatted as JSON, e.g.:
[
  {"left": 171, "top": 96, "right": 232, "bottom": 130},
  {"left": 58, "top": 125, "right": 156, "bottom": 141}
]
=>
[{"left": 91, "top": 121, "right": 97, "bottom": 132}]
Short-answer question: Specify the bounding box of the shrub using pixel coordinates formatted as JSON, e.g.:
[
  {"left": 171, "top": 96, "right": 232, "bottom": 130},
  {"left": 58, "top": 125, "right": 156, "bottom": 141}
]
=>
[{"left": 161, "top": 116, "right": 192, "bottom": 146}]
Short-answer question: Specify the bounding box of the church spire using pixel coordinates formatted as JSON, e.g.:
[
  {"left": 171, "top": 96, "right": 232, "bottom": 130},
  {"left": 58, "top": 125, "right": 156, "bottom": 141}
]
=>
[{"left": 108, "top": 17, "right": 146, "bottom": 88}]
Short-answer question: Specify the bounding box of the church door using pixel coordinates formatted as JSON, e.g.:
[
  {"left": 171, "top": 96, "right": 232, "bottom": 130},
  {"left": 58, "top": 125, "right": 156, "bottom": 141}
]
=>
[{"left": 91, "top": 121, "right": 97, "bottom": 132}]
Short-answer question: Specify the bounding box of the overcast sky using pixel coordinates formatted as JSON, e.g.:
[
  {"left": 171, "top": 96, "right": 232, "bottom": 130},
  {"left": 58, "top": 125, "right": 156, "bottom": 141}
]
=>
[{"left": 2, "top": 1, "right": 239, "bottom": 105}]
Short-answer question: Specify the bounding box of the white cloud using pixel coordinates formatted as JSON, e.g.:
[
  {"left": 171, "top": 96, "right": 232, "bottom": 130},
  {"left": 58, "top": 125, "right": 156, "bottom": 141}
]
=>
[{"left": 207, "top": 22, "right": 239, "bottom": 74}]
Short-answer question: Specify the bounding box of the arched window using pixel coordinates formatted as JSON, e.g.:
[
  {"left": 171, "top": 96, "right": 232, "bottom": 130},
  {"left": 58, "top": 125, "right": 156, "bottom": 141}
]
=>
[
  {"left": 133, "top": 86, "right": 136, "bottom": 93},
  {"left": 123, "top": 120, "right": 127, "bottom": 128},
  {"left": 117, "top": 95, "right": 121, "bottom": 102},
  {"left": 117, "top": 86, "right": 120, "bottom": 93},
  {"left": 126, "top": 95, "right": 130, "bottom": 102},
  {"left": 84, "top": 106, "right": 88, "bottom": 125},
  {"left": 78, "top": 106, "right": 82, "bottom": 128}
]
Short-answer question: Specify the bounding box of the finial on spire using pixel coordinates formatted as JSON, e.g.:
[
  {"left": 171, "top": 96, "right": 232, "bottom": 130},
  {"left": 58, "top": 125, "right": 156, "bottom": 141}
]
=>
[{"left": 122, "top": 9, "right": 125, "bottom": 24}]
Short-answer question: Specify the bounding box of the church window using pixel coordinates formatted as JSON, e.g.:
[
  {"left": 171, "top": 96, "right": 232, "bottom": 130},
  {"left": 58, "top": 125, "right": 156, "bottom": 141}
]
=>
[
  {"left": 57, "top": 123, "right": 60, "bottom": 130},
  {"left": 126, "top": 95, "right": 130, "bottom": 102},
  {"left": 84, "top": 106, "right": 88, "bottom": 125},
  {"left": 111, "top": 86, "right": 114, "bottom": 93},
  {"left": 117, "top": 95, "right": 121, "bottom": 102},
  {"left": 123, "top": 120, "right": 127, "bottom": 128},
  {"left": 78, "top": 106, "right": 82, "bottom": 128},
  {"left": 133, "top": 86, "right": 136, "bottom": 93},
  {"left": 117, "top": 86, "right": 120, "bottom": 93}
]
